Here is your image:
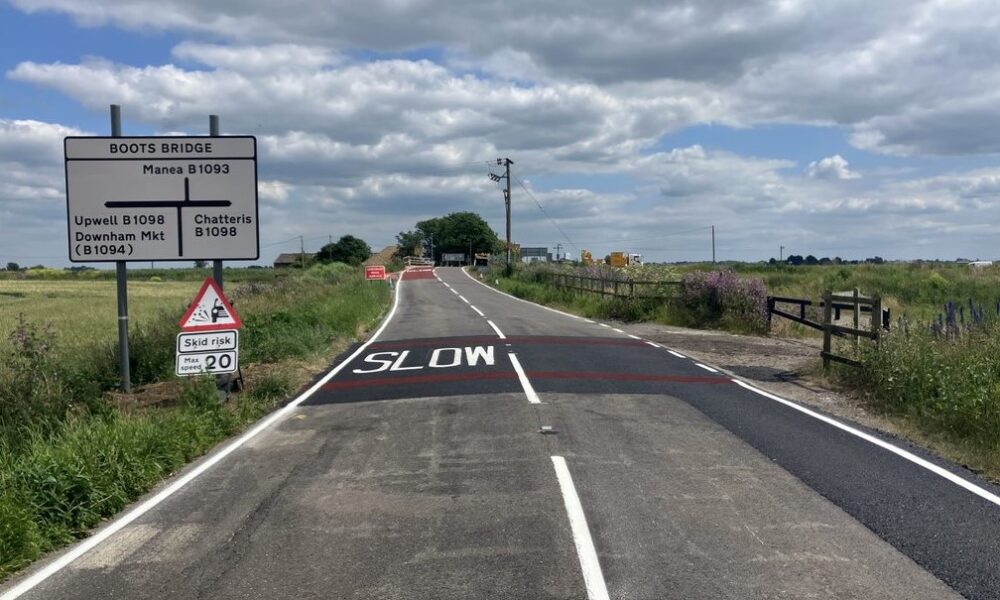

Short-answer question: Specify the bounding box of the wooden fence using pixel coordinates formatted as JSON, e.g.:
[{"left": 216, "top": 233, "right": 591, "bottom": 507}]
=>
[
  {"left": 541, "top": 271, "right": 681, "bottom": 301},
  {"left": 767, "top": 289, "right": 889, "bottom": 369}
]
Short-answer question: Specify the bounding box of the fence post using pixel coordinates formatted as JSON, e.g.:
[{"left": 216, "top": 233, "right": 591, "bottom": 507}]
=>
[
  {"left": 630, "top": 280, "right": 635, "bottom": 297},
  {"left": 872, "top": 294, "right": 882, "bottom": 345},
  {"left": 766, "top": 296, "right": 775, "bottom": 330},
  {"left": 853, "top": 288, "right": 860, "bottom": 348},
  {"left": 614, "top": 280, "right": 619, "bottom": 297},
  {"left": 822, "top": 290, "right": 833, "bottom": 371}
]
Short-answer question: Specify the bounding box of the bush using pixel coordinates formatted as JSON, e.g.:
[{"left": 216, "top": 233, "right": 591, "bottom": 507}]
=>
[{"left": 678, "top": 270, "right": 768, "bottom": 333}]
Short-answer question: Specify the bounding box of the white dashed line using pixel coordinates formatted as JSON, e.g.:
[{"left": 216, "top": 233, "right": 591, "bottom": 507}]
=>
[
  {"left": 599, "top": 323, "right": 611, "bottom": 328},
  {"left": 668, "top": 350, "right": 686, "bottom": 358},
  {"left": 627, "top": 334, "right": 641, "bottom": 340},
  {"left": 645, "top": 341, "right": 660, "bottom": 348},
  {"left": 458, "top": 295, "right": 469, "bottom": 303},
  {"left": 551, "top": 456, "right": 611, "bottom": 600},
  {"left": 471, "top": 306, "right": 485, "bottom": 317},
  {"left": 487, "top": 320, "right": 507, "bottom": 339},
  {"left": 612, "top": 328, "right": 624, "bottom": 333},
  {"left": 508, "top": 353, "right": 541, "bottom": 404},
  {"left": 695, "top": 363, "right": 718, "bottom": 373}
]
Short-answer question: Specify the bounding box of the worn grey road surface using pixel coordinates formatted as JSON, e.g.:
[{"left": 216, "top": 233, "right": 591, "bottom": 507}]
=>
[{"left": 5, "top": 266, "right": 998, "bottom": 599}]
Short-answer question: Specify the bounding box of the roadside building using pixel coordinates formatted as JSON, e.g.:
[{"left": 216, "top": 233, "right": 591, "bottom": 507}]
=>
[
  {"left": 520, "top": 247, "right": 550, "bottom": 263},
  {"left": 273, "top": 253, "right": 315, "bottom": 268}
]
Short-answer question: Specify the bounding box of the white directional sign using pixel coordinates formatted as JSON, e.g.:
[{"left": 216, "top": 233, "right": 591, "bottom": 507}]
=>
[
  {"left": 175, "top": 329, "right": 239, "bottom": 376},
  {"left": 64, "top": 136, "right": 258, "bottom": 262}
]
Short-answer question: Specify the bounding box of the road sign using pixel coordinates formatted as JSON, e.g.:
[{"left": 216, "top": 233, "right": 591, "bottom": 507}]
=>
[
  {"left": 365, "top": 265, "right": 386, "bottom": 280},
  {"left": 64, "top": 136, "right": 258, "bottom": 262},
  {"left": 179, "top": 278, "right": 243, "bottom": 332},
  {"left": 176, "top": 329, "right": 239, "bottom": 376},
  {"left": 441, "top": 253, "right": 465, "bottom": 263}
]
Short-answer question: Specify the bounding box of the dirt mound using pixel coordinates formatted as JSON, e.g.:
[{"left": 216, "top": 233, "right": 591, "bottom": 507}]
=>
[{"left": 364, "top": 245, "right": 398, "bottom": 267}]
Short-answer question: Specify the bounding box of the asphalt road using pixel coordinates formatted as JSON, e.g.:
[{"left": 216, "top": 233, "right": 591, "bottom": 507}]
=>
[{"left": 5, "top": 266, "right": 1000, "bottom": 599}]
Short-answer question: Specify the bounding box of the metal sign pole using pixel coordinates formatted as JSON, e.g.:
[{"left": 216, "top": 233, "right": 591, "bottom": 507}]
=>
[
  {"left": 209, "top": 114, "right": 224, "bottom": 290},
  {"left": 111, "top": 104, "right": 131, "bottom": 392}
]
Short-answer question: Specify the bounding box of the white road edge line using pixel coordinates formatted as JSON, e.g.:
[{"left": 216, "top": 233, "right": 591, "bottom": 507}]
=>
[
  {"left": 599, "top": 323, "right": 611, "bottom": 328},
  {"left": 644, "top": 341, "right": 660, "bottom": 348},
  {"left": 551, "top": 456, "right": 611, "bottom": 600},
  {"left": 486, "top": 319, "right": 507, "bottom": 340},
  {"left": 668, "top": 350, "right": 686, "bottom": 358},
  {"left": 612, "top": 328, "right": 624, "bottom": 333},
  {"left": 627, "top": 334, "right": 641, "bottom": 340},
  {"left": 460, "top": 266, "right": 585, "bottom": 321},
  {"left": 732, "top": 379, "right": 1000, "bottom": 508},
  {"left": 695, "top": 363, "right": 718, "bottom": 373},
  {"left": 0, "top": 276, "right": 407, "bottom": 600},
  {"left": 471, "top": 305, "right": 485, "bottom": 317},
  {"left": 508, "top": 353, "right": 541, "bottom": 404}
]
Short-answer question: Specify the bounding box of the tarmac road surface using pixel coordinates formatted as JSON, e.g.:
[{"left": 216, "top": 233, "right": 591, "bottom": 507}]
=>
[{"left": 5, "top": 266, "right": 1000, "bottom": 599}]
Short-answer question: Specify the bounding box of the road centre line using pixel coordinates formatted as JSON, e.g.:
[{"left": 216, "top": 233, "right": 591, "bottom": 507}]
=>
[
  {"left": 487, "top": 320, "right": 507, "bottom": 339},
  {"left": 471, "top": 305, "right": 485, "bottom": 317},
  {"left": 459, "top": 295, "right": 469, "bottom": 303},
  {"left": 551, "top": 457, "right": 611, "bottom": 600},
  {"left": 508, "top": 353, "right": 541, "bottom": 404},
  {"left": 695, "top": 363, "right": 719, "bottom": 373},
  {"left": 0, "top": 273, "right": 407, "bottom": 600},
  {"left": 732, "top": 379, "right": 1000, "bottom": 508}
]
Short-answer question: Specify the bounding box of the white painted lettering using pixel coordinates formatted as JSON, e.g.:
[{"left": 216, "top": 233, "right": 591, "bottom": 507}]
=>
[
  {"left": 465, "top": 346, "right": 495, "bottom": 366},
  {"left": 390, "top": 350, "right": 423, "bottom": 371},
  {"left": 352, "top": 351, "right": 398, "bottom": 374},
  {"left": 429, "top": 348, "right": 462, "bottom": 368}
]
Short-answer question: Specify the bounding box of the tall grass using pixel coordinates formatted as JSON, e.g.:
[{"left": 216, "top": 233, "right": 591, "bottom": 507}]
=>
[{"left": 848, "top": 319, "right": 1000, "bottom": 450}]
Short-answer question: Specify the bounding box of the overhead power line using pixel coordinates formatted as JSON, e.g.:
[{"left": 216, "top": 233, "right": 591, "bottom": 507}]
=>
[{"left": 512, "top": 174, "right": 580, "bottom": 253}]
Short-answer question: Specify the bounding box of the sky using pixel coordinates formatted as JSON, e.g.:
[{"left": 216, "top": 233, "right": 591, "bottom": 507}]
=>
[{"left": 2, "top": 0, "right": 1000, "bottom": 266}]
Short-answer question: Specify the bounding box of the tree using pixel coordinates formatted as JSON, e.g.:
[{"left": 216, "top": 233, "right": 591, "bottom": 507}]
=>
[
  {"left": 317, "top": 235, "right": 372, "bottom": 266},
  {"left": 5, "top": 262, "right": 19, "bottom": 272},
  {"left": 786, "top": 255, "right": 804, "bottom": 266},
  {"left": 804, "top": 255, "right": 818, "bottom": 265},
  {"left": 194, "top": 260, "right": 208, "bottom": 268},
  {"left": 415, "top": 212, "right": 502, "bottom": 263},
  {"left": 395, "top": 230, "right": 424, "bottom": 258}
]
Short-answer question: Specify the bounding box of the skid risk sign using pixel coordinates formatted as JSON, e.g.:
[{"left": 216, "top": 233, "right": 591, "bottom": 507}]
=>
[
  {"left": 179, "top": 278, "right": 243, "bottom": 332},
  {"left": 176, "top": 330, "right": 239, "bottom": 376},
  {"left": 64, "top": 136, "right": 258, "bottom": 262}
]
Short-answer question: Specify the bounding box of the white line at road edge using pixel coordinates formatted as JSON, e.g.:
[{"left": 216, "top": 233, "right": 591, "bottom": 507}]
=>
[
  {"left": 486, "top": 319, "right": 507, "bottom": 339},
  {"left": 551, "top": 457, "right": 611, "bottom": 600},
  {"left": 508, "top": 353, "right": 541, "bottom": 404},
  {"left": 0, "top": 276, "right": 407, "bottom": 600},
  {"left": 455, "top": 268, "right": 1000, "bottom": 509},
  {"left": 733, "top": 380, "right": 1000, "bottom": 508}
]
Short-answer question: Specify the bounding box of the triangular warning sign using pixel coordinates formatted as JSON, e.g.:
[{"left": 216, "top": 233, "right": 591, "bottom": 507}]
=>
[{"left": 178, "top": 278, "right": 243, "bottom": 332}]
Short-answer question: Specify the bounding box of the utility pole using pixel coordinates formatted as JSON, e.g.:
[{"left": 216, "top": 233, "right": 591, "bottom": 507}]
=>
[
  {"left": 489, "top": 158, "right": 514, "bottom": 274},
  {"left": 555, "top": 243, "right": 562, "bottom": 262},
  {"left": 299, "top": 235, "right": 305, "bottom": 269},
  {"left": 780, "top": 245, "right": 785, "bottom": 261},
  {"left": 711, "top": 226, "right": 716, "bottom": 264}
]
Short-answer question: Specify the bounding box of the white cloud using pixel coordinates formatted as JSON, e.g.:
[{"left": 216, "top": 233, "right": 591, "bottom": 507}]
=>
[{"left": 806, "top": 155, "right": 859, "bottom": 180}]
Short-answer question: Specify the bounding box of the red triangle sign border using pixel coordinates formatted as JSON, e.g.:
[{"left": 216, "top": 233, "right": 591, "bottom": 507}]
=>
[{"left": 178, "top": 277, "right": 243, "bottom": 332}]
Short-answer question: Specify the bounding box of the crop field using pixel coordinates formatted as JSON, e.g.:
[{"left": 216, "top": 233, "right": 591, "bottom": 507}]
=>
[{"left": 0, "top": 280, "right": 194, "bottom": 355}]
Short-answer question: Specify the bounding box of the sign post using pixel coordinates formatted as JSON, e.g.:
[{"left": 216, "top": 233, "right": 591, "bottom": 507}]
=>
[{"left": 111, "top": 105, "right": 130, "bottom": 392}]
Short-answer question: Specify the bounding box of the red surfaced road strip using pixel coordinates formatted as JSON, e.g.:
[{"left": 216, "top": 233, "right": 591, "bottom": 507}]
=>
[
  {"left": 367, "top": 336, "right": 650, "bottom": 350},
  {"left": 322, "top": 371, "right": 731, "bottom": 390},
  {"left": 401, "top": 269, "right": 436, "bottom": 280}
]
